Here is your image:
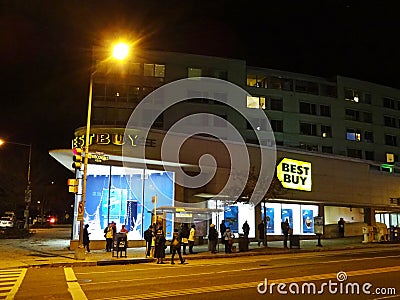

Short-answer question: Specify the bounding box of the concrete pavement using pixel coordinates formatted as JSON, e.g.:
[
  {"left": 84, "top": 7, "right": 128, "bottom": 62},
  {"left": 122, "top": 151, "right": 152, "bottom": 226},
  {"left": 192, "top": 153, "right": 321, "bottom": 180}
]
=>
[{"left": 1, "top": 233, "right": 399, "bottom": 269}]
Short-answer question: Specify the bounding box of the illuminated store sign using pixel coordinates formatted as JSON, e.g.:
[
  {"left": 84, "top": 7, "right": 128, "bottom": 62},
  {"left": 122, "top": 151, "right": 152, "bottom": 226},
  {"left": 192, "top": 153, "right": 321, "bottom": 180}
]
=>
[
  {"left": 277, "top": 158, "right": 312, "bottom": 191},
  {"left": 72, "top": 133, "right": 157, "bottom": 149}
]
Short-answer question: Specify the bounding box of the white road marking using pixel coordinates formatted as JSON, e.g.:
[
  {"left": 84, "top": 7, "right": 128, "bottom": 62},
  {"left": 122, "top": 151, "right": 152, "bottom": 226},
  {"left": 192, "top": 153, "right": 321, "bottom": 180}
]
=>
[{"left": 64, "top": 267, "right": 88, "bottom": 300}]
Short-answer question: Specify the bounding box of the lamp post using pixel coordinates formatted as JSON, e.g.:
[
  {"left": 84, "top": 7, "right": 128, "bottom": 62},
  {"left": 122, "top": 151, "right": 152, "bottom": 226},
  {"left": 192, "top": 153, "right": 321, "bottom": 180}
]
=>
[
  {"left": 75, "top": 42, "right": 130, "bottom": 259},
  {"left": 0, "top": 139, "right": 32, "bottom": 229}
]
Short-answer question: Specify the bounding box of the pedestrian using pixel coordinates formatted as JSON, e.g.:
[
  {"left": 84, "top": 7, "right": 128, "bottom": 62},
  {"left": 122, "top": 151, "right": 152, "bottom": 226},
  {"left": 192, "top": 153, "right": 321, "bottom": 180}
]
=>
[
  {"left": 188, "top": 224, "right": 196, "bottom": 254},
  {"left": 223, "top": 227, "right": 234, "bottom": 253},
  {"left": 258, "top": 220, "right": 265, "bottom": 246},
  {"left": 170, "top": 228, "right": 186, "bottom": 264},
  {"left": 338, "top": 217, "right": 345, "bottom": 238},
  {"left": 242, "top": 220, "right": 250, "bottom": 238},
  {"left": 154, "top": 226, "right": 166, "bottom": 264},
  {"left": 220, "top": 220, "right": 226, "bottom": 244},
  {"left": 281, "top": 219, "right": 290, "bottom": 248},
  {"left": 104, "top": 223, "right": 114, "bottom": 252},
  {"left": 120, "top": 224, "right": 128, "bottom": 233},
  {"left": 144, "top": 225, "right": 154, "bottom": 258},
  {"left": 208, "top": 224, "right": 218, "bottom": 253},
  {"left": 179, "top": 223, "right": 189, "bottom": 255},
  {"left": 83, "top": 224, "right": 91, "bottom": 253}
]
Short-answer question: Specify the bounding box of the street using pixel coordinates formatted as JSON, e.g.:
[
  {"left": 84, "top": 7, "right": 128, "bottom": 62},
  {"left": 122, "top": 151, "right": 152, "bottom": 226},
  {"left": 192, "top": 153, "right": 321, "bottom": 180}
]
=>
[{"left": 12, "top": 247, "right": 400, "bottom": 299}]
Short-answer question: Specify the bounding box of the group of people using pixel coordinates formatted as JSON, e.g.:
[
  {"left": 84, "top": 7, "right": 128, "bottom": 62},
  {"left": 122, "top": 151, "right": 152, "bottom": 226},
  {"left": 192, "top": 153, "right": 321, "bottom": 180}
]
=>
[{"left": 143, "top": 223, "right": 195, "bottom": 264}]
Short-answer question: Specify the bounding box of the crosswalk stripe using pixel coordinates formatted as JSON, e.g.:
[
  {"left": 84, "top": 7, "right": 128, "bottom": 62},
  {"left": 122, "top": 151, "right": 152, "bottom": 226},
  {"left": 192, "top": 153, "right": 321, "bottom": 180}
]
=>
[
  {"left": 64, "top": 267, "right": 88, "bottom": 300},
  {"left": 0, "top": 268, "right": 27, "bottom": 300}
]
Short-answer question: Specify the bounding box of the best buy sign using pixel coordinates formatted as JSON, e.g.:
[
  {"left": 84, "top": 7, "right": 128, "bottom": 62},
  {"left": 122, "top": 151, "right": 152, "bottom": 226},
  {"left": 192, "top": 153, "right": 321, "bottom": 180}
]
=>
[{"left": 277, "top": 158, "right": 312, "bottom": 191}]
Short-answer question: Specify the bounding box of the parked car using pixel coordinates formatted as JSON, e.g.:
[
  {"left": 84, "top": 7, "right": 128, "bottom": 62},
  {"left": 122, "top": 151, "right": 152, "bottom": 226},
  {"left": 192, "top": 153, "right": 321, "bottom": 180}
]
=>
[{"left": 0, "top": 217, "right": 14, "bottom": 228}]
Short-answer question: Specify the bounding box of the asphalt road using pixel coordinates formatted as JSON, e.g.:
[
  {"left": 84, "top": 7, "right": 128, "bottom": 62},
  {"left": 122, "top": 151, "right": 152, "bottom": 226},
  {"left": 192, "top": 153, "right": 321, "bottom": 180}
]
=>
[{"left": 12, "top": 247, "right": 400, "bottom": 299}]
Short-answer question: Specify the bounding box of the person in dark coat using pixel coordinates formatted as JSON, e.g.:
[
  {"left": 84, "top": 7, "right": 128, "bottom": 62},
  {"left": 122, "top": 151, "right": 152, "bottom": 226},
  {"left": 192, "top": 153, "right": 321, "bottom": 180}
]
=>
[
  {"left": 179, "top": 223, "right": 189, "bottom": 255},
  {"left": 338, "top": 217, "right": 345, "bottom": 238},
  {"left": 208, "top": 224, "right": 218, "bottom": 253},
  {"left": 242, "top": 220, "right": 250, "bottom": 238},
  {"left": 170, "top": 229, "right": 186, "bottom": 264},
  {"left": 281, "top": 219, "right": 290, "bottom": 248},
  {"left": 144, "top": 225, "right": 154, "bottom": 258},
  {"left": 220, "top": 220, "right": 227, "bottom": 244},
  {"left": 83, "top": 224, "right": 90, "bottom": 253},
  {"left": 258, "top": 220, "right": 265, "bottom": 246},
  {"left": 154, "top": 226, "right": 166, "bottom": 264}
]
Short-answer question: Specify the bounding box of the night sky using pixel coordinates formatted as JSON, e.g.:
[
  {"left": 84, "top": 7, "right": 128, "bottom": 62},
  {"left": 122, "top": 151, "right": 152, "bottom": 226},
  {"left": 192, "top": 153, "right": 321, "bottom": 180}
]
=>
[{"left": 0, "top": 0, "right": 399, "bottom": 215}]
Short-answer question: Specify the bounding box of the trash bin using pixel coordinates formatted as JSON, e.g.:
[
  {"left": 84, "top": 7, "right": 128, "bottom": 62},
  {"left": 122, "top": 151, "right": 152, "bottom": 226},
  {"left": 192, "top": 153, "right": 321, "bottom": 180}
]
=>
[
  {"left": 290, "top": 235, "right": 300, "bottom": 249},
  {"left": 238, "top": 234, "right": 249, "bottom": 252},
  {"left": 112, "top": 232, "right": 127, "bottom": 258}
]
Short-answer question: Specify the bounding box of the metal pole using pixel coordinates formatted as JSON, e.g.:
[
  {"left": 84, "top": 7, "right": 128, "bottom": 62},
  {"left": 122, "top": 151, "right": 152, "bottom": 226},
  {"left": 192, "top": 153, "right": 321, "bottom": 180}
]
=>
[
  {"left": 76, "top": 72, "right": 93, "bottom": 258},
  {"left": 24, "top": 144, "right": 32, "bottom": 229}
]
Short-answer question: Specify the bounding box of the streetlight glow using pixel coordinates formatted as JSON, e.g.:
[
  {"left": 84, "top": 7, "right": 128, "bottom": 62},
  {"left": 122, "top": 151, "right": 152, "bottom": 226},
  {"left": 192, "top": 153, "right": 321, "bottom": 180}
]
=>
[{"left": 112, "top": 42, "right": 129, "bottom": 60}]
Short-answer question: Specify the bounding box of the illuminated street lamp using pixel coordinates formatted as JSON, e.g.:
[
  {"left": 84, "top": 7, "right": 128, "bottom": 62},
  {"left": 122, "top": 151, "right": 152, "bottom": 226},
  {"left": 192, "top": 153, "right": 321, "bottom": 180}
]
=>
[
  {"left": 76, "top": 42, "right": 130, "bottom": 259},
  {"left": 0, "top": 139, "right": 32, "bottom": 229}
]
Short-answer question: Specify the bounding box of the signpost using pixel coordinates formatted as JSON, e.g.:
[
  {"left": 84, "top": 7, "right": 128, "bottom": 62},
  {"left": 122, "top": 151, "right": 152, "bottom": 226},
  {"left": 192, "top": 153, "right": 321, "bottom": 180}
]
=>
[{"left": 314, "top": 216, "right": 324, "bottom": 247}]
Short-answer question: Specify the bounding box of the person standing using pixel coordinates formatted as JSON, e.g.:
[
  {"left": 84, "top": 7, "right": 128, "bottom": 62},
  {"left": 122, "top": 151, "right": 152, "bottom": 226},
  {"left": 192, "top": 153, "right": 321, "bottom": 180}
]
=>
[
  {"left": 170, "top": 228, "right": 186, "bottom": 264},
  {"left": 105, "top": 223, "right": 114, "bottom": 252},
  {"left": 83, "top": 224, "right": 91, "bottom": 253},
  {"left": 242, "top": 220, "right": 250, "bottom": 238},
  {"left": 179, "top": 223, "right": 189, "bottom": 255},
  {"left": 220, "top": 220, "right": 226, "bottom": 244},
  {"left": 257, "top": 220, "right": 265, "bottom": 246},
  {"left": 281, "top": 219, "right": 290, "bottom": 249},
  {"left": 188, "top": 224, "right": 196, "bottom": 254},
  {"left": 144, "top": 225, "right": 154, "bottom": 258},
  {"left": 338, "top": 217, "right": 345, "bottom": 238},
  {"left": 120, "top": 224, "right": 128, "bottom": 233},
  {"left": 208, "top": 224, "right": 218, "bottom": 253},
  {"left": 223, "top": 227, "right": 234, "bottom": 253},
  {"left": 154, "top": 226, "right": 166, "bottom": 264}
]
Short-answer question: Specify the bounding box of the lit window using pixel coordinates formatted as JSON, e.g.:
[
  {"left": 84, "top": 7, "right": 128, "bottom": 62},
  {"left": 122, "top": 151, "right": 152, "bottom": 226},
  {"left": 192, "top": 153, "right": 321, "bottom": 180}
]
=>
[
  {"left": 346, "top": 129, "right": 361, "bottom": 141},
  {"left": 246, "top": 96, "right": 266, "bottom": 109},
  {"left": 188, "top": 67, "right": 202, "bottom": 78}
]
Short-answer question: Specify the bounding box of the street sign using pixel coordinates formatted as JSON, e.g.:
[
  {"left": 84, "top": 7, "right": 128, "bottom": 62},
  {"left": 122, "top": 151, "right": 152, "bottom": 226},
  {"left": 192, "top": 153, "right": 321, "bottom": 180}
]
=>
[
  {"left": 77, "top": 201, "right": 84, "bottom": 221},
  {"left": 24, "top": 188, "right": 31, "bottom": 204},
  {"left": 87, "top": 152, "right": 109, "bottom": 162}
]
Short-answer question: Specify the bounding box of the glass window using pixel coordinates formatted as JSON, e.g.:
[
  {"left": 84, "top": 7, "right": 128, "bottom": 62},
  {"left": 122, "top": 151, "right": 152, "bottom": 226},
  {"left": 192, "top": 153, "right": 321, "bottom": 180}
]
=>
[
  {"left": 344, "top": 88, "right": 362, "bottom": 102},
  {"left": 128, "top": 62, "right": 141, "bottom": 75},
  {"left": 383, "top": 97, "right": 396, "bottom": 109},
  {"left": 188, "top": 67, "right": 202, "bottom": 78},
  {"left": 269, "top": 77, "right": 282, "bottom": 89},
  {"left": 281, "top": 78, "right": 293, "bottom": 91},
  {"left": 385, "top": 134, "right": 397, "bottom": 146},
  {"left": 347, "top": 149, "right": 362, "bottom": 159},
  {"left": 364, "top": 131, "right": 374, "bottom": 143},
  {"left": 154, "top": 64, "right": 165, "bottom": 77},
  {"left": 365, "top": 151, "right": 375, "bottom": 161},
  {"left": 299, "top": 102, "right": 317, "bottom": 115},
  {"left": 345, "top": 109, "right": 360, "bottom": 121},
  {"left": 144, "top": 63, "right": 155, "bottom": 76},
  {"left": 320, "top": 84, "right": 337, "bottom": 97},
  {"left": 322, "top": 146, "right": 333, "bottom": 153},
  {"left": 321, "top": 125, "right": 332, "bottom": 138},
  {"left": 300, "top": 123, "right": 317, "bottom": 136},
  {"left": 363, "top": 112, "right": 373, "bottom": 123},
  {"left": 271, "top": 120, "right": 283, "bottom": 132},
  {"left": 127, "top": 86, "right": 141, "bottom": 103},
  {"left": 295, "top": 80, "right": 318, "bottom": 95},
  {"left": 320, "top": 105, "right": 331, "bottom": 117},
  {"left": 346, "top": 129, "right": 361, "bottom": 141},
  {"left": 384, "top": 116, "right": 397, "bottom": 128},
  {"left": 270, "top": 98, "right": 283, "bottom": 111},
  {"left": 364, "top": 93, "right": 372, "bottom": 104},
  {"left": 247, "top": 96, "right": 266, "bottom": 109}
]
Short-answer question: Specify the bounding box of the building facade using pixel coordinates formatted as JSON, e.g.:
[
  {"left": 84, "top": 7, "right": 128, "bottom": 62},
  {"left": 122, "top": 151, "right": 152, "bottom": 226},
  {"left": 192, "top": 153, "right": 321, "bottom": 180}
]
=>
[{"left": 51, "top": 49, "right": 400, "bottom": 247}]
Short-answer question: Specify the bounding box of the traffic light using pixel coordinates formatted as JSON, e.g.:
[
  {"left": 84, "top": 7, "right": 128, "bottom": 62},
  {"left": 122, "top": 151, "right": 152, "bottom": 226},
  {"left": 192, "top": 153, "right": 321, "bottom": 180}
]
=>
[{"left": 72, "top": 148, "right": 83, "bottom": 170}]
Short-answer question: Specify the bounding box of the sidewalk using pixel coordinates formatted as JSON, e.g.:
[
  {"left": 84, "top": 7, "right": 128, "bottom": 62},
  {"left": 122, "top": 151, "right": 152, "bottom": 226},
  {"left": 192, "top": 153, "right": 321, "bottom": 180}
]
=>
[{"left": 0, "top": 235, "right": 399, "bottom": 269}]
